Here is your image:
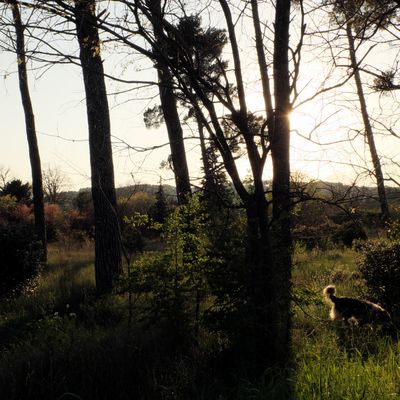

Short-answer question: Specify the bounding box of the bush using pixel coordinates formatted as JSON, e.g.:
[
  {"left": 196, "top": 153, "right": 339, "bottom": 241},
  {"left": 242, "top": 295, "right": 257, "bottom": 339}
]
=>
[
  {"left": 0, "top": 222, "right": 43, "bottom": 296},
  {"left": 121, "top": 212, "right": 152, "bottom": 258},
  {"left": 332, "top": 221, "right": 367, "bottom": 247},
  {"left": 44, "top": 203, "right": 64, "bottom": 242},
  {"left": 293, "top": 223, "right": 332, "bottom": 250},
  {"left": 358, "top": 239, "right": 400, "bottom": 319}
]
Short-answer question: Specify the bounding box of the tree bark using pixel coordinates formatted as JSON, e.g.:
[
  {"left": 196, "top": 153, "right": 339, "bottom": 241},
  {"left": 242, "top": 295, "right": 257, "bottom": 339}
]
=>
[
  {"left": 147, "top": 0, "right": 192, "bottom": 204},
  {"left": 10, "top": 1, "right": 47, "bottom": 261},
  {"left": 346, "top": 22, "right": 390, "bottom": 222},
  {"left": 270, "top": 0, "right": 293, "bottom": 367},
  {"left": 74, "top": 0, "right": 122, "bottom": 293}
]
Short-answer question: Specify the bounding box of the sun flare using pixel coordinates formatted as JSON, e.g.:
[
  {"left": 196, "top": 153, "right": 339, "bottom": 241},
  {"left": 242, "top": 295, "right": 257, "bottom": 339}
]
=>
[{"left": 242, "top": 91, "right": 352, "bottom": 182}]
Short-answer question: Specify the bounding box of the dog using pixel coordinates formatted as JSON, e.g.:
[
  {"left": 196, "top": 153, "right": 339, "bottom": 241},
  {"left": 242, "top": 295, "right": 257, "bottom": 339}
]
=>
[{"left": 323, "top": 285, "right": 391, "bottom": 326}]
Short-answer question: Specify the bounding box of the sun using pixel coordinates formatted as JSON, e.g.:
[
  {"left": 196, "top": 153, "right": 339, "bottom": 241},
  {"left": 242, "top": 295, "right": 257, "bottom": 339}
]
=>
[{"left": 239, "top": 91, "right": 352, "bottom": 182}]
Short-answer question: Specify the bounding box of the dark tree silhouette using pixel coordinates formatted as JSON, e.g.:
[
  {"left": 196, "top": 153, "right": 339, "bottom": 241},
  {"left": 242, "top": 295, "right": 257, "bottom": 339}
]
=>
[
  {"left": 1, "top": 179, "right": 31, "bottom": 204},
  {"left": 346, "top": 22, "right": 390, "bottom": 221},
  {"left": 130, "top": 0, "right": 294, "bottom": 373},
  {"left": 74, "top": 0, "right": 122, "bottom": 293},
  {"left": 146, "top": 0, "right": 191, "bottom": 204},
  {"left": 7, "top": 1, "right": 47, "bottom": 260},
  {"left": 328, "top": 0, "right": 394, "bottom": 221},
  {"left": 149, "top": 178, "right": 168, "bottom": 224}
]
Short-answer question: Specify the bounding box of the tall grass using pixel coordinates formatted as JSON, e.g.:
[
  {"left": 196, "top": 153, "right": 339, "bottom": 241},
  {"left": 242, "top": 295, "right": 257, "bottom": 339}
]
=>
[
  {"left": 0, "top": 244, "right": 399, "bottom": 399},
  {"left": 295, "top": 329, "right": 400, "bottom": 400},
  {"left": 292, "top": 245, "right": 400, "bottom": 400}
]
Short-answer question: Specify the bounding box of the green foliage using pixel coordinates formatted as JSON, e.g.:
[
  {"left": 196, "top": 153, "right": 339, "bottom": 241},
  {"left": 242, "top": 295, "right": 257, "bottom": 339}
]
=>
[
  {"left": 292, "top": 244, "right": 400, "bottom": 400},
  {"left": 0, "top": 196, "right": 42, "bottom": 296},
  {"left": 332, "top": 220, "right": 367, "bottom": 247},
  {"left": 148, "top": 182, "right": 169, "bottom": 223},
  {"left": 0, "top": 222, "right": 42, "bottom": 296},
  {"left": 358, "top": 239, "right": 400, "bottom": 319},
  {"left": 295, "top": 335, "right": 400, "bottom": 400},
  {"left": 74, "top": 190, "right": 93, "bottom": 213},
  {"left": 201, "top": 207, "right": 248, "bottom": 347},
  {"left": 293, "top": 220, "right": 368, "bottom": 250},
  {"left": 121, "top": 213, "right": 149, "bottom": 256},
  {"left": 293, "top": 223, "right": 332, "bottom": 250},
  {"left": 128, "top": 195, "right": 211, "bottom": 339},
  {"left": 386, "top": 220, "right": 400, "bottom": 240},
  {"left": 1, "top": 234, "right": 400, "bottom": 399},
  {"left": 0, "top": 195, "right": 18, "bottom": 221}
]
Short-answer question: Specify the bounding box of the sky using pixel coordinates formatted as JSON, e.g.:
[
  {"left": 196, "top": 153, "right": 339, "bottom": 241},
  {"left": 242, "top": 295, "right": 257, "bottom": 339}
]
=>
[
  {"left": 1, "top": 3, "right": 400, "bottom": 193},
  {"left": 1, "top": 49, "right": 183, "bottom": 191}
]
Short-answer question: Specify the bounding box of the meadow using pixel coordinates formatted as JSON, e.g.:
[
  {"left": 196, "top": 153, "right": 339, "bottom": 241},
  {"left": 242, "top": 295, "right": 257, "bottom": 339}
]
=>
[{"left": 0, "top": 242, "right": 399, "bottom": 399}]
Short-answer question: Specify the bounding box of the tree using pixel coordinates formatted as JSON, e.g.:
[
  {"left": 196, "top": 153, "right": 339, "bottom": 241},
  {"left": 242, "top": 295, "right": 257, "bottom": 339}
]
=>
[
  {"left": 171, "top": 15, "right": 231, "bottom": 207},
  {"left": 146, "top": 0, "right": 192, "bottom": 204},
  {"left": 345, "top": 22, "right": 390, "bottom": 222},
  {"left": 327, "top": 0, "right": 393, "bottom": 222},
  {"left": 74, "top": 0, "right": 122, "bottom": 293},
  {"left": 42, "top": 167, "right": 67, "bottom": 204},
  {"left": 0, "top": 167, "right": 11, "bottom": 190},
  {"left": 149, "top": 178, "right": 168, "bottom": 224},
  {"left": 121, "top": 0, "right": 295, "bottom": 375},
  {"left": 1, "top": 179, "right": 31, "bottom": 204},
  {"left": 6, "top": 0, "right": 47, "bottom": 260}
]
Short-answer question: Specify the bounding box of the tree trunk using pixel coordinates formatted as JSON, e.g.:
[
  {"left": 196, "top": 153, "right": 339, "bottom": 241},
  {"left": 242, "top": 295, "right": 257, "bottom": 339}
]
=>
[
  {"left": 346, "top": 22, "right": 390, "bottom": 222},
  {"left": 10, "top": 1, "right": 47, "bottom": 262},
  {"left": 147, "top": 0, "right": 192, "bottom": 204},
  {"left": 250, "top": 0, "right": 274, "bottom": 134},
  {"left": 74, "top": 0, "right": 122, "bottom": 293},
  {"left": 197, "top": 114, "right": 215, "bottom": 196},
  {"left": 270, "top": 0, "right": 293, "bottom": 367}
]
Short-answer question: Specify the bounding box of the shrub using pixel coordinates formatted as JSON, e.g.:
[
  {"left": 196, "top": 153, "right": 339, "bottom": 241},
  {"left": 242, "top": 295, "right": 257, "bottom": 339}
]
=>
[
  {"left": 358, "top": 239, "right": 400, "bottom": 319},
  {"left": 386, "top": 220, "right": 400, "bottom": 241},
  {"left": 0, "top": 196, "right": 42, "bottom": 295},
  {"left": 293, "top": 223, "right": 332, "bottom": 250},
  {"left": 122, "top": 212, "right": 151, "bottom": 258},
  {"left": 0, "top": 222, "right": 43, "bottom": 296},
  {"left": 66, "top": 209, "right": 94, "bottom": 241},
  {"left": 127, "top": 196, "right": 211, "bottom": 342},
  {"left": 332, "top": 221, "right": 367, "bottom": 247},
  {"left": 44, "top": 203, "right": 64, "bottom": 242}
]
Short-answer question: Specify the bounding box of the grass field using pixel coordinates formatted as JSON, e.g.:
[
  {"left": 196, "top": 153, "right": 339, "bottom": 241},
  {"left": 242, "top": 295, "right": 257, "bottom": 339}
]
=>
[
  {"left": 293, "top": 246, "right": 400, "bottom": 400},
  {"left": 0, "top": 243, "right": 399, "bottom": 399}
]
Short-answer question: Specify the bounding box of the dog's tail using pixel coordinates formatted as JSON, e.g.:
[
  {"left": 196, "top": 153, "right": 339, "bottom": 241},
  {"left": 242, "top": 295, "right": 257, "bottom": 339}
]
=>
[{"left": 323, "top": 285, "right": 336, "bottom": 303}]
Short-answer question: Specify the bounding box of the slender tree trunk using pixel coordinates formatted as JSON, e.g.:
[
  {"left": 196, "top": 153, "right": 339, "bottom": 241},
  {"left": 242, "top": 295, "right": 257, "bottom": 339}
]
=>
[
  {"left": 250, "top": 0, "right": 274, "bottom": 135},
  {"left": 197, "top": 114, "right": 215, "bottom": 195},
  {"left": 157, "top": 65, "right": 192, "bottom": 204},
  {"left": 346, "top": 23, "right": 390, "bottom": 222},
  {"left": 147, "top": 0, "right": 191, "bottom": 204},
  {"left": 270, "top": 0, "right": 293, "bottom": 367},
  {"left": 74, "top": 0, "right": 122, "bottom": 293},
  {"left": 10, "top": 1, "right": 47, "bottom": 261}
]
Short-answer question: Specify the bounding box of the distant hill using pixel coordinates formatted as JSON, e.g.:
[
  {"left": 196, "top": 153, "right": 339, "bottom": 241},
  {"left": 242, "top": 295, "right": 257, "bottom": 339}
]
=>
[
  {"left": 58, "top": 181, "right": 400, "bottom": 212},
  {"left": 58, "top": 184, "right": 177, "bottom": 210}
]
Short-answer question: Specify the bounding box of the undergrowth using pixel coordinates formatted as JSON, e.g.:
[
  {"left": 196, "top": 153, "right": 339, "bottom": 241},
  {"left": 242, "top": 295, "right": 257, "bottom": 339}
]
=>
[{"left": 0, "top": 244, "right": 399, "bottom": 399}]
